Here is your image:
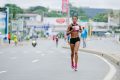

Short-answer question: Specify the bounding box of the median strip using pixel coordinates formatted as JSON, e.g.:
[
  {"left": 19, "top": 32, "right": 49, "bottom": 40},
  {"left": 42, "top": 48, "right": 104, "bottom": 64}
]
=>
[{"left": 63, "top": 46, "right": 120, "bottom": 66}]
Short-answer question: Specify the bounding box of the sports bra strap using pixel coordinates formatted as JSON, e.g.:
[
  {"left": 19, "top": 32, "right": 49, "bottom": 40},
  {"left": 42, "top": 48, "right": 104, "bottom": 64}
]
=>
[{"left": 71, "top": 23, "right": 78, "bottom": 26}]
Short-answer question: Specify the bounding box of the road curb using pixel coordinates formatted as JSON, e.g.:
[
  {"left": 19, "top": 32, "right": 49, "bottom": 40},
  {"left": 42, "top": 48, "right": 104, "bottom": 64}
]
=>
[
  {"left": 114, "top": 40, "right": 120, "bottom": 45},
  {"left": 63, "top": 46, "right": 120, "bottom": 67}
]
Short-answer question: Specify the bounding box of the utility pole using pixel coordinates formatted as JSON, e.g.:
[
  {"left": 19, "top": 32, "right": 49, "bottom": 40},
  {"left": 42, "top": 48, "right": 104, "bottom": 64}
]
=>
[
  {"left": 62, "top": 0, "right": 69, "bottom": 27},
  {"left": 41, "top": 12, "right": 44, "bottom": 22},
  {"left": 108, "top": 12, "right": 110, "bottom": 31},
  {"left": 66, "top": 2, "right": 70, "bottom": 27},
  {"left": 119, "top": 10, "right": 120, "bottom": 28}
]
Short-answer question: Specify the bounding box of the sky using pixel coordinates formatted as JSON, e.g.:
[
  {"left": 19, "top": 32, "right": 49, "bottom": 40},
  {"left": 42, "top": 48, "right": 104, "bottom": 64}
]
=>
[{"left": 0, "top": 0, "right": 120, "bottom": 10}]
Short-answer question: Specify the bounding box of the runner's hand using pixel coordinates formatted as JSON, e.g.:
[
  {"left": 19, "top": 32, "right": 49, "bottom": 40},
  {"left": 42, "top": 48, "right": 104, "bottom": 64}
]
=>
[{"left": 79, "top": 29, "right": 82, "bottom": 33}]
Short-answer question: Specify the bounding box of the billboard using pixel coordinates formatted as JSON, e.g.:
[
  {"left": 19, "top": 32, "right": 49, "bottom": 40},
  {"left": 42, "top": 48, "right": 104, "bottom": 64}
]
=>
[
  {"left": 56, "top": 18, "right": 65, "bottom": 24},
  {"left": 0, "top": 12, "right": 6, "bottom": 35}
]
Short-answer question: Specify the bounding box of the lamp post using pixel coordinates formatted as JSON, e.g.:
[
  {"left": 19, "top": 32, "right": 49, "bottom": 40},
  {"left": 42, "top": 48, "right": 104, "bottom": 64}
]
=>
[{"left": 66, "top": 2, "right": 70, "bottom": 27}]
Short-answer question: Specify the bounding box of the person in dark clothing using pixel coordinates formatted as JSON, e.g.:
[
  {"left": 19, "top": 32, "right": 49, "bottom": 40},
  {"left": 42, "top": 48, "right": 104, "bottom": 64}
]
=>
[
  {"left": 56, "top": 35, "right": 59, "bottom": 47},
  {"left": 8, "top": 32, "right": 11, "bottom": 44}
]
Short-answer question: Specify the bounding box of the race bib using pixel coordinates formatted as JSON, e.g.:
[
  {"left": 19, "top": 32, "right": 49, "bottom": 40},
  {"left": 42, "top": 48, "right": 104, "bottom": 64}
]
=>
[{"left": 73, "top": 26, "right": 79, "bottom": 30}]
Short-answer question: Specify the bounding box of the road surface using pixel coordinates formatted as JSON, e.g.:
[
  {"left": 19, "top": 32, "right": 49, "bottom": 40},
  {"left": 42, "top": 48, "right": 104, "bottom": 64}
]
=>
[{"left": 0, "top": 39, "right": 111, "bottom": 80}]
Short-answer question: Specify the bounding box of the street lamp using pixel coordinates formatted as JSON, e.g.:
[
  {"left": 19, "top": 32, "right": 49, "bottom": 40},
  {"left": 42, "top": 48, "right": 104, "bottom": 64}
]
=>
[
  {"left": 66, "top": 3, "right": 70, "bottom": 26},
  {"left": 119, "top": 10, "right": 120, "bottom": 28},
  {"left": 108, "top": 12, "right": 110, "bottom": 31}
]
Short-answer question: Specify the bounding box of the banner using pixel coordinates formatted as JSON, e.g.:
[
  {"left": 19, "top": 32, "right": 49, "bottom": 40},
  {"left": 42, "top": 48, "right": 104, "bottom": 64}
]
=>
[
  {"left": 0, "top": 12, "right": 6, "bottom": 35},
  {"left": 62, "top": 0, "right": 69, "bottom": 13}
]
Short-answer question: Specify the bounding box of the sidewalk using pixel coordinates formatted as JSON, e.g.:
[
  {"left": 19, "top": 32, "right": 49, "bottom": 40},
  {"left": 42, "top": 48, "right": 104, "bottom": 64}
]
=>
[
  {"left": 0, "top": 40, "right": 30, "bottom": 49},
  {"left": 0, "top": 38, "right": 52, "bottom": 49},
  {"left": 63, "top": 37, "right": 120, "bottom": 66},
  {"left": 85, "top": 37, "right": 120, "bottom": 54}
]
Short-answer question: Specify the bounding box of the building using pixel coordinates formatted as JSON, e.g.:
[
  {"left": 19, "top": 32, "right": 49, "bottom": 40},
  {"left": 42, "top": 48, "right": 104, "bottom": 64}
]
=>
[{"left": 16, "top": 14, "right": 41, "bottom": 21}]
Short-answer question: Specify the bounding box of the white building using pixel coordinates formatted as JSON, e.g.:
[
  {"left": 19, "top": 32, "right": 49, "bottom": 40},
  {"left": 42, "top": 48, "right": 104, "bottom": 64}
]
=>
[{"left": 17, "top": 14, "right": 41, "bottom": 21}]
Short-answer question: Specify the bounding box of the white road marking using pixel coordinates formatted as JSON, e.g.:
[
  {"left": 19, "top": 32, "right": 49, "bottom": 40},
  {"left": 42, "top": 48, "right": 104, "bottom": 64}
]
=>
[
  {"left": 23, "top": 51, "right": 28, "bottom": 54},
  {"left": 61, "top": 50, "right": 70, "bottom": 54},
  {"left": 41, "top": 49, "right": 46, "bottom": 51},
  {"left": 36, "top": 51, "right": 42, "bottom": 54},
  {"left": 32, "top": 59, "right": 40, "bottom": 63},
  {"left": 66, "top": 57, "right": 70, "bottom": 59},
  {"left": 49, "top": 51, "right": 54, "bottom": 54},
  {"left": 0, "top": 71, "right": 7, "bottom": 74},
  {"left": 11, "top": 51, "right": 16, "bottom": 54},
  {"left": 92, "top": 54, "right": 116, "bottom": 80},
  {"left": 0, "top": 52, "right": 3, "bottom": 54},
  {"left": 60, "top": 51, "right": 65, "bottom": 53},
  {"left": 41, "top": 54, "right": 45, "bottom": 56},
  {"left": 10, "top": 57, "right": 17, "bottom": 60}
]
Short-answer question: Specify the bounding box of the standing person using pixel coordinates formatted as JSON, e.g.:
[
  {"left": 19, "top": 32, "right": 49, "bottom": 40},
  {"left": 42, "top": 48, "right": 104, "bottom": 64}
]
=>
[
  {"left": 8, "top": 32, "right": 11, "bottom": 44},
  {"left": 56, "top": 35, "right": 59, "bottom": 47},
  {"left": 66, "top": 16, "right": 82, "bottom": 71},
  {"left": 81, "top": 27, "right": 87, "bottom": 48},
  {"left": 67, "top": 34, "right": 70, "bottom": 44},
  {"left": 13, "top": 34, "right": 18, "bottom": 46},
  {"left": 64, "top": 33, "right": 67, "bottom": 42}
]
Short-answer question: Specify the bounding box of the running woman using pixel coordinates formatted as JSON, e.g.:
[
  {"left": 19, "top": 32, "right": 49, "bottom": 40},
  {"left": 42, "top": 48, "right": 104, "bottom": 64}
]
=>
[{"left": 66, "top": 16, "right": 82, "bottom": 71}]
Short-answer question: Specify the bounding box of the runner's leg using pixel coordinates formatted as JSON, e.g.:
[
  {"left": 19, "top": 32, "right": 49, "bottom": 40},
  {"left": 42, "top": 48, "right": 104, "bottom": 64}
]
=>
[
  {"left": 70, "top": 44, "right": 75, "bottom": 69},
  {"left": 74, "top": 41, "right": 80, "bottom": 70},
  {"left": 83, "top": 38, "right": 85, "bottom": 48}
]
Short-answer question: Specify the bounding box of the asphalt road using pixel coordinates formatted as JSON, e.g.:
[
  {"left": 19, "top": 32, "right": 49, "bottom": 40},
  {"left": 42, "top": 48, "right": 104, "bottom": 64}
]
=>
[{"left": 0, "top": 39, "right": 110, "bottom": 80}]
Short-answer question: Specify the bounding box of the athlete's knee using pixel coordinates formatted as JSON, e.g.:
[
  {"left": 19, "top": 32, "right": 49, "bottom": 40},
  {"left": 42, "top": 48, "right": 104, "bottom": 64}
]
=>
[
  {"left": 71, "top": 53, "right": 74, "bottom": 56},
  {"left": 75, "top": 51, "right": 78, "bottom": 55}
]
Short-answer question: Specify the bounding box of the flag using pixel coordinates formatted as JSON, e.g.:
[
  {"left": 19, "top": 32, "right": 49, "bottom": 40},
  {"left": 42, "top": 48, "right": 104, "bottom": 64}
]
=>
[{"left": 62, "top": 0, "right": 69, "bottom": 13}]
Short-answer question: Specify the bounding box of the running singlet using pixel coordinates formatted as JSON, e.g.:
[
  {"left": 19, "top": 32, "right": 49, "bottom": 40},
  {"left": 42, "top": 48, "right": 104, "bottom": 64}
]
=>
[{"left": 70, "top": 24, "right": 80, "bottom": 32}]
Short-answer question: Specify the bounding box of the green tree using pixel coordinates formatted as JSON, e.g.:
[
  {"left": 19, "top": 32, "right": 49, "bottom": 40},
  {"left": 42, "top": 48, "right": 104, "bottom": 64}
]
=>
[
  {"left": 69, "top": 4, "right": 88, "bottom": 20},
  {"left": 27, "top": 6, "right": 48, "bottom": 15},
  {"left": 47, "top": 11, "right": 63, "bottom": 17},
  {"left": 93, "top": 13, "right": 108, "bottom": 22},
  {"left": 5, "top": 4, "right": 23, "bottom": 19}
]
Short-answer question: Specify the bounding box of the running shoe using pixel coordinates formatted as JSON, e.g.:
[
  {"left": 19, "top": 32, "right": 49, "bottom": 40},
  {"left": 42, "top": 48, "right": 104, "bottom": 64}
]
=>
[{"left": 74, "top": 64, "right": 77, "bottom": 71}]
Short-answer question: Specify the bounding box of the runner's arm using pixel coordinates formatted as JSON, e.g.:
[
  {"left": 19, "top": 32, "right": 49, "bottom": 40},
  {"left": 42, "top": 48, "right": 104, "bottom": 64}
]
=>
[
  {"left": 79, "top": 26, "right": 82, "bottom": 33},
  {"left": 66, "top": 25, "right": 73, "bottom": 35}
]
